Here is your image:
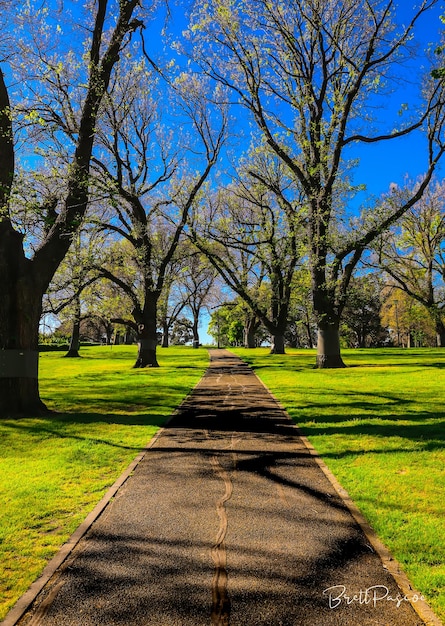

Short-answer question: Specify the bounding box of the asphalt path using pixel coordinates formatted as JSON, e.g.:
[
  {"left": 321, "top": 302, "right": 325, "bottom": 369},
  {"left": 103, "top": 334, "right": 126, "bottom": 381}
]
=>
[{"left": 11, "top": 349, "right": 437, "bottom": 625}]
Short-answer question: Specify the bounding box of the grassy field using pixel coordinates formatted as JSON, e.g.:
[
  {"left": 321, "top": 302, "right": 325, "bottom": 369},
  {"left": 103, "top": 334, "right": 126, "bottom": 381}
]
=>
[
  {"left": 0, "top": 345, "right": 209, "bottom": 621},
  {"left": 2, "top": 346, "right": 444, "bottom": 623},
  {"left": 232, "top": 347, "right": 445, "bottom": 623}
]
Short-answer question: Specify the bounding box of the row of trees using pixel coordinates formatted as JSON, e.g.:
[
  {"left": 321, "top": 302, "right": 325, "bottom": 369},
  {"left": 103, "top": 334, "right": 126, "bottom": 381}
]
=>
[
  {"left": 1, "top": 0, "right": 445, "bottom": 416},
  {"left": 208, "top": 274, "right": 442, "bottom": 351}
]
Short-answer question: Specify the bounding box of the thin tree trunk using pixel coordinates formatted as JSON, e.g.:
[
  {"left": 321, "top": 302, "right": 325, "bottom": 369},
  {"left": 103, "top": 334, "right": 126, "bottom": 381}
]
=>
[
  {"left": 64, "top": 297, "right": 81, "bottom": 357},
  {"left": 435, "top": 318, "right": 445, "bottom": 347},
  {"left": 192, "top": 315, "right": 200, "bottom": 348},
  {"left": 305, "top": 318, "right": 314, "bottom": 349},
  {"left": 161, "top": 321, "right": 169, "bottom": 348}
]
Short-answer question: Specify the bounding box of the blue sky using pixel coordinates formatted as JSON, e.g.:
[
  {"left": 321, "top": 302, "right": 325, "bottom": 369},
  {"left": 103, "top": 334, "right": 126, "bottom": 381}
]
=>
[{"left": 347, "top": 2, "right": 445, "bottom": 197}]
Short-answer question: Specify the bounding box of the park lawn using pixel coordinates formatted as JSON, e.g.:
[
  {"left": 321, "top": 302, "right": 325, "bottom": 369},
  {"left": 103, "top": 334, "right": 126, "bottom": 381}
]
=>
[
  {"left": 232, "top": 347, "right": 445, "bottom": 623},
  {"left": 0, "top": 345, "right": 209, "bottom": 621}
]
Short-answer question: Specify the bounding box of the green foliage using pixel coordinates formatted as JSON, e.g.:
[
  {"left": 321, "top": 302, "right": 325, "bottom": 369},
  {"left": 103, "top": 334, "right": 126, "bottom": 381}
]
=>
[
  {"left": 0, "top": 346, "right": 208, "bottom": 621},
  {"left": 227, "top": 319, "right": 244, "bottom": 345}
]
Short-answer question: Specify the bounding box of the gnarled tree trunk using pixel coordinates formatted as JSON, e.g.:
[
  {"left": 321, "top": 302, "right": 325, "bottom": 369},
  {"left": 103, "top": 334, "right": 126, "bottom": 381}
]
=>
[
  {"left": 0, "top": 223, "right": 46, "bottom": 414},
  {"left": 270, "top": 333, "right": 285, "bottom": 354}
]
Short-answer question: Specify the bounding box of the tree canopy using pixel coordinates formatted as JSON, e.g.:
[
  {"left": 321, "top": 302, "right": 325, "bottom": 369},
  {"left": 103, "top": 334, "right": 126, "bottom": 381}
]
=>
[{"left": 2, "top": 0, "right": 445, "bottom": 416}]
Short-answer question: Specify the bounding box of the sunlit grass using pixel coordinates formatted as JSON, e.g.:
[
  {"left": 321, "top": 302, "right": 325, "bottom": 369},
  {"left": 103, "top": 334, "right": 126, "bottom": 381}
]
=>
[
  {"left": 3, "top": 345, "right": 445, "bottom": 622},
  {"left": 232, "top": 347, "right": 445, "bottom": 622},
  {"left": 0, "top": 345, "right": 208, "bottom": 621}
]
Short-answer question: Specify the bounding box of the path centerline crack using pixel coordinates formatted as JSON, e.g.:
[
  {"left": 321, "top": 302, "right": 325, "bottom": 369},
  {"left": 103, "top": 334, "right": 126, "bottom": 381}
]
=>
[{"left": 208, "top": 429, "right": 237, "bottom": 626}]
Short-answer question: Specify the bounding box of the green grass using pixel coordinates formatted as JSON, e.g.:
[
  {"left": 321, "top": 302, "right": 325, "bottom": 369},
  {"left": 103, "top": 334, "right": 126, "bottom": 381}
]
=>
[
  {"left": 3, "top": 345, "right": 445, "bottom": 623},
  {"left": 0, "top": 345, "right": 208, "bottom": 621},
  {"left": 231, "top": 347, "right": 445, "bottom": 623}
]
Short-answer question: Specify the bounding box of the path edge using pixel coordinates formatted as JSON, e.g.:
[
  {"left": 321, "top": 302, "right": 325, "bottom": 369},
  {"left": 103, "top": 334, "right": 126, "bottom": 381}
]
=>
[
  {"left": 0, "top": 359, "right": 208, "bottom": 626},
  {"left": 246, "top": 358, "right": 443, "bottom": 626},
  {"left": 3, "top": 350, "right": 442, "bottom": 626}
]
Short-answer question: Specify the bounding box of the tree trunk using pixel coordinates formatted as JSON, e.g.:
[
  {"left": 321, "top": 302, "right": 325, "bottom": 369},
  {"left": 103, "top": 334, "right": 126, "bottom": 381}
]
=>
[
  {"left": 64, "top": 297, "right": 81, "bottom": 357},
  {"left": 245, "top": 327, "right": 256, "bottom": 348},
  {"left": 133, "top": 294, "right": 159, "bottom": 368},
  {"left": 244, "top": 316, "right": 258, "bottom": 348},
  {"left": 161, "top": 321, "right": 169, "bottom": 348},
  {"left": 270, "top": 333, "right": 285, "bottom": 354},
  {"left": 435, "top": 318, "right": 445, "bottom": 348},
  {"left": 0, "top": 227, "right": 47, "bottom": 415},
  {"left": 305, "top": 319, "right": 314, "bottom": 349},
  {"left": 316, "top": 319, "right": 345, "bottom": 368},
  {"left": 192, "top": 315, "right": 200, "bottom": 348},
  {"left": 124, "top": 329, "right": 134, "bottom": 345},
  {"left": 65, "top": 319, "right": 81, "bottom": 357}
]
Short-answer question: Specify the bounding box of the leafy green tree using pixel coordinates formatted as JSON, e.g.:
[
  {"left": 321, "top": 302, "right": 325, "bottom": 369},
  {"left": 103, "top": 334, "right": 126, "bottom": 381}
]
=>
[
  {"left": 286, "top": 268, "right": 316, "bottom": 349},
  {"left": 92, "top": 63, "right": 227, "bottom": 367},
  {"left": 340, "top": 274, "right": 388, "bottom": 348},
  {"left": 208, "top": 307, "right": 231, "bottom": 348},
  {"left": 0, "top": 1, "right": 141, "bottom": 415},
  {"left": 191, "top": 151, "right": 304, "bottom": 354},
  {"left": 227, "top": 320, "right": 244, "bottom": 346},
  {"left": 381, "top": 287, "right": 436, "bottom": 347},
  {"left": 208, "top": 298, "right": 267, "bottom": 347},
  {"left": 188, "top": 0, "right": 445, "bottom": 367}
]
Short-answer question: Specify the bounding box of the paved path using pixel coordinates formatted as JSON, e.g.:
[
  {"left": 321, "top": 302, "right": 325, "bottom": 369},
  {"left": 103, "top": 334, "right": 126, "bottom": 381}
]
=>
[{"left": 12, "top": 350, "right": 435, "bottom": 625}]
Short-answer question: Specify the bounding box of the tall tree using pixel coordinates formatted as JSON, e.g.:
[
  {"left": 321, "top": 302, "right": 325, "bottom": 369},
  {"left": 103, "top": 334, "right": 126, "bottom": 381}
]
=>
[
  {"left": 179, "top": 251, "right": 217, "bottom": 348},
  {"left": 286, "top": 268, "right": 316, "bottom": 349},
  {"left": 340, "top": 273, "right": 387, "bottom": 348},
  {"left": 191, "top": 152, "right": 304, "bottom": 354},
  {"left": 188, "top": 0, "right": 445, "bottom": 367},
  {"left": 43, "top": 225, "right": 107, "bottom": 357},
  {"left": 0, "top": 1, "right": 141, "bottom": 415},
  {"left": 93, "top": 64, "right": 227, "bottom": 366},
  {"left": 381, "top": 287, "right": 436, "bottom": 347}
]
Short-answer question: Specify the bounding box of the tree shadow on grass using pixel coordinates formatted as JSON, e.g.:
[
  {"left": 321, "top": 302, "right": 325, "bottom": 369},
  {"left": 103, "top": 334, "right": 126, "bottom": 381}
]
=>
[
  {"left": 1, "top": 411, "right": 169, "bottom": 452},
  {"left": 299, "top": 416, "right": 445, "bottom": 458}
]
